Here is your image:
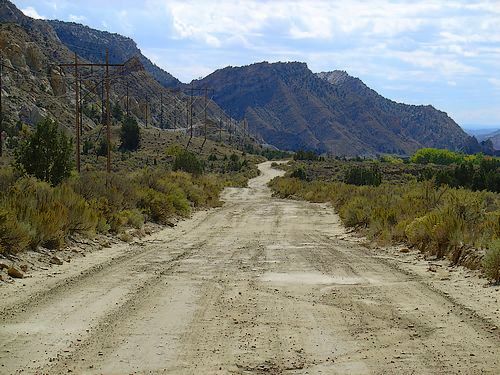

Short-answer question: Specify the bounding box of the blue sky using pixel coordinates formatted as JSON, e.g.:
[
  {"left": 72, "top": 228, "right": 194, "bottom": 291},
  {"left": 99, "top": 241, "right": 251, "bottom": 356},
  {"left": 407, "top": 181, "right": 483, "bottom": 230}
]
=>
[{"left": 13, "top": 0, "right": 500, "bottom": 128}]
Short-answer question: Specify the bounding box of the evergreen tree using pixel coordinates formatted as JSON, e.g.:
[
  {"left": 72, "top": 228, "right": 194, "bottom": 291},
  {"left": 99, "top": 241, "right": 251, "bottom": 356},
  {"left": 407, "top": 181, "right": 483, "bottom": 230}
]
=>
[
  {"left": 15, "top": 117, "right": 73, "bottom": 185},
  {"left": 120, "top": 116, "right": 140, "bottom": 151}
]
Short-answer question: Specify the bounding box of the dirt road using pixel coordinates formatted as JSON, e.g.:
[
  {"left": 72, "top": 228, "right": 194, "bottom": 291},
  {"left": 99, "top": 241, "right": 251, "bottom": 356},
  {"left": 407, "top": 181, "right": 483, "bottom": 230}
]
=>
[{"left": 1, "top": 162, "right": 499, "bottom": 374}]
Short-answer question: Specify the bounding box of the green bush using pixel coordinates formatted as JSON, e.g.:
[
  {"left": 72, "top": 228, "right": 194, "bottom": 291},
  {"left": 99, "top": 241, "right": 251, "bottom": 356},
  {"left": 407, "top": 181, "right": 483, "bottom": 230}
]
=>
[
  {"left": 290, "top": 167, "right": 307, "bottom": 181},
  {"left": 165, "top": 143, "right": 184, "bottom": 157},
  {"left": 344, "top": 165, "right": 382, "bottom": 186},
  {"left": 5, "top": 178, "right": 68, "bottom": 249},
  {"left": 293, "top": 150, "right": 320, "bottom": 161},
  {"left": 339, "top": 196, "right": 371, "bottom": 227},
  {"left": 96, "top": 139, "right": 108, "bottom": 157},
  {"left": 108, "top": 209, "right": 144, "bottom": 233},
  {"left": 173, "top": 150, "right": 204, "bottom": 175},
  {"left": 0, "top": 167, "right": 17, "bottom": 192},
  {"left": 121, "top": 209, "right": 145, "bottom": 229},
  {"left": 56, "top": 184, "right": 98, "bottom": 234}
]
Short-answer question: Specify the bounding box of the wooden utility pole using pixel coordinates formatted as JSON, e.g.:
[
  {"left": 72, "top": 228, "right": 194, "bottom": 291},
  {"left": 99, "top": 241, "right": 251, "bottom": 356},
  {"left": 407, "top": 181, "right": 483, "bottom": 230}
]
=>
[
  {"left": 200, "top": 87, "right": 208, "bottom": 151},
  {"left": 186, "top": 87, "right": 194, "bottom": 148},
  {"left": 105, "top": 49, "right": 111, "bottom": 173},
  {"left": 126, "top": 82, "right": 129, "bottom": 117},
  {"left": 0, "top": 56, "right": 3, "bottom": 158},
  {"left": 144, "top": 95, "right": 148, "bottom": 128},
  {"left": 79, "top": 73, "right": 83, "bottom": 137},
  {"left": 229, "top": 111, "right": 232, "bottom": 143},
  {"left": 160, "top": 93, "right": 163, "bottom": 129},
  {"left": 74, "top": 52, "right": 81, "bottom": 172},
  {"left": 101, "top": 72, "right": 105, "bottom": 124},
  {"left": 219, "top": 118, "right": 222, "bottom": 142},
  {"left": 60, "top": 49, "right": 124, "bottom": 173},
  {"left": 185, "top": 96, "right": 189, "bottom": 133}
]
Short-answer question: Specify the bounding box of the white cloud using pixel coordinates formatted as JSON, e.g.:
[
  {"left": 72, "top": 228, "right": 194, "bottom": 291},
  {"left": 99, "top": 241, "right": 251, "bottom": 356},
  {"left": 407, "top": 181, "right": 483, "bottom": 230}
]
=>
[
  {"left": 117, "top": 10, "right": 134, "bottom": 34},
  {"left": 21, "top": 6, "right": 45, "bottom": 19},
  {"left": 489, "top": 78, "right": 500, "bottom": 88},
  {"left": 162, "top": 0, "right": 442, "bottom": 44},
  {"left": 391, "top": 50, "right": 477, "bottom": 76},
  {"left": 69, "top": 14, "right": 87, "bottom": 23}
]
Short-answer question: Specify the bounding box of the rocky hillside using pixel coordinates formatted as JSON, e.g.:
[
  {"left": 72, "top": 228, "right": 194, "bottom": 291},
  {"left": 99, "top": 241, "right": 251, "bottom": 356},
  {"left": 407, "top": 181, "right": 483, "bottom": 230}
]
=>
[
  {"left": 47, "top": 20, "right": 181, "bottom": 88},
  {"left": 0, "top": 0, "right": 237, "bottom": 144},
  {"left": 194, "top": 62, "right": 480, "bottom": 155}
]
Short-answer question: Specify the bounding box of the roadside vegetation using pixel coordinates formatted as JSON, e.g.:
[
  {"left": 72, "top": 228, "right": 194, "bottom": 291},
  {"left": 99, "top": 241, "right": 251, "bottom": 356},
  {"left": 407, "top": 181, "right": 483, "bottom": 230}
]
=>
[
  {"left": 270, "top": 148, "right": 500, "bottom": 283},
  {"left": 0, "top": 117, "right": 260, "bottom": 256}
]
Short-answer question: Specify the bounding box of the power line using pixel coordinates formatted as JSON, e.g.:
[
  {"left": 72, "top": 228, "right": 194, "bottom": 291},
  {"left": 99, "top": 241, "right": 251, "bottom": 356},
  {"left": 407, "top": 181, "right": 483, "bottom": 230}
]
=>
[{"left": 60, "top": 49, "right": 125, "bottom": 173}]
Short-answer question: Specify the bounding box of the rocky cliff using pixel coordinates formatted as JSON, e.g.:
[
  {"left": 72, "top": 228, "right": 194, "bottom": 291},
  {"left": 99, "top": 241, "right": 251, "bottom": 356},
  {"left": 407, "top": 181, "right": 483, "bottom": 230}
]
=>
[{"left": 47, "top": 20, "right": 181, "bottom": 88}]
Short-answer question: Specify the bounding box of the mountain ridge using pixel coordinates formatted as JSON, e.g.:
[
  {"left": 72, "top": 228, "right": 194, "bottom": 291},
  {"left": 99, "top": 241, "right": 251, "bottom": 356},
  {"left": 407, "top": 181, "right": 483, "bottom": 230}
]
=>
[
  {"left": 47, "top": 19, "right": 182, "bottom": 88},
  {"left": 193, "top": 61, "right": 480, "bottom": 155}
]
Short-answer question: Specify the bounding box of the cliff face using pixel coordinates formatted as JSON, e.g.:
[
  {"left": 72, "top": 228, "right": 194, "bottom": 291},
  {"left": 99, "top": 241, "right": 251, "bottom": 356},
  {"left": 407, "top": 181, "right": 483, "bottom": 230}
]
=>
[
  {"left": 47, "top": 20, "right": 182, "bottom": 88},
  {"left": 0, "top": 0, "right": 79, "bottom": 130},
  {"left": 0, "top": 0, "right": 229, "bottom": 137},
  {"left": 193, "top": 62, "right": 478, "bottom": 155}
]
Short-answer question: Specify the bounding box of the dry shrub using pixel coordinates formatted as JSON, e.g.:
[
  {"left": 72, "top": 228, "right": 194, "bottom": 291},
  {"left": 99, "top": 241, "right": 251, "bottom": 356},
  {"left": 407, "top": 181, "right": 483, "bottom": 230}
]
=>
[
  {"left": 6, "top": 177, "right": 68, "bottom": 249},
  {"left": 269, "top": 175, "right": 500, "bottom": 272},
  {"left": 1, "top": 177, "right": 99, "bottom": 250},
  {"left": 0, "top": 209, "right": 31, "bottom": 254},
  {"left": 339, "top": 196, "right": 371, "bottom": 227},
  {"left": 56, "top": 184, "right": 98, "bottom": 234},
  {"left": 483, "top": 242, "right": 500, "bottom": 282},
  {"left": 0, "top": 159, "right": 250, "bottom": 254},
  {"left": 0, "top": 167, "right": 17, "bottom": 192},
  {"left": 138, "top": 188, "right": 176, "bottom": 224},
  {"left": 121, "top": 209, "right": 145, "bottom": 229}
]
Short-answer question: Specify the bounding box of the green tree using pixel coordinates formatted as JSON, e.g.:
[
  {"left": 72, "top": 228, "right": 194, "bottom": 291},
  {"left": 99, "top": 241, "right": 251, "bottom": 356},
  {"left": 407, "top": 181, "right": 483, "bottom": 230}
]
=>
[
  {"left": 15, "top": 117, "right": 73, "bottom": 186},
  {"left": 120, "top": 116, "right": 140, "bottom": 151},
  {"left": 410, "top": 148, "right": 463, "bottom": 165}
]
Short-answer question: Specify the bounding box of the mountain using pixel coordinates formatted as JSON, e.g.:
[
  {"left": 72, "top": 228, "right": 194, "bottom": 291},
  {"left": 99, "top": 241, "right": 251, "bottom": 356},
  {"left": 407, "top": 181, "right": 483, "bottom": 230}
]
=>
[
  {"left": 47, "top": 20, "right": 182, "bottom": 88},
  {"left": 463, "top": 127, "right": 500, "bottom": 138},
  {"left": 0, "top": 0, "right": 233, "bottom": 138},
  {"left": 193, "top": 62, "right": 480, "bottom": 155},
  {"left": 471, "top": 129, "right": 500, "bottom": 150}
]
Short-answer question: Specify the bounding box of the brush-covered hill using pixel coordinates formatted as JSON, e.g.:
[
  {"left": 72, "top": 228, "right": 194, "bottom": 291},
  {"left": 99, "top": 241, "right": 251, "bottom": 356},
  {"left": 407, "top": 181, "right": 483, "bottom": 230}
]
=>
[{"left": 193, "top": 62, "right": 481, "bottom": 156}]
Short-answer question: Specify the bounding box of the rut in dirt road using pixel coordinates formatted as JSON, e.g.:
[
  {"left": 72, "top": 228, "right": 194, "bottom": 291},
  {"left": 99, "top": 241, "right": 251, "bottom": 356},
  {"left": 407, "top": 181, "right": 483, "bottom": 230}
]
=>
[{"left": 0, "top": 161, "right": 499, "bottom": 374}]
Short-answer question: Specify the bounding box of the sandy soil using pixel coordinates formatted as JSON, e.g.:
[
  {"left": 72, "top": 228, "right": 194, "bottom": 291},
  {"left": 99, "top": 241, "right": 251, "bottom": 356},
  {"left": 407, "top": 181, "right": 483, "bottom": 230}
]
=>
[{"left": 0, "top": 161, "right": 499, "bottom": 374}]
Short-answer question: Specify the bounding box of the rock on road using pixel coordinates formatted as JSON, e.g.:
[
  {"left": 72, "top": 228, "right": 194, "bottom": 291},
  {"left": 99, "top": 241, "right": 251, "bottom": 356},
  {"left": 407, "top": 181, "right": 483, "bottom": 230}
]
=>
[{"left": 0, "top": 162, "right": 499, "bottom": 374}]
